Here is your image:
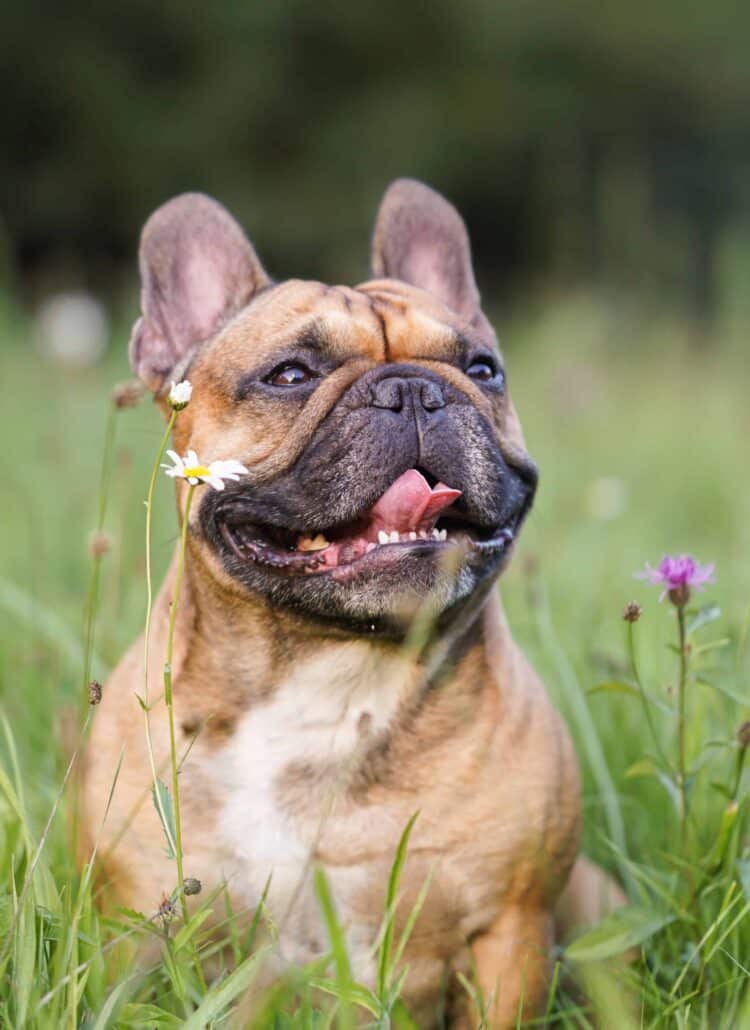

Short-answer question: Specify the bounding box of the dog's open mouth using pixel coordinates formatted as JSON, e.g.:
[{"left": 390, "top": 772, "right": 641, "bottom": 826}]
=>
[{"left": 218, "top": 469, "right": 517, "bottom": 575}]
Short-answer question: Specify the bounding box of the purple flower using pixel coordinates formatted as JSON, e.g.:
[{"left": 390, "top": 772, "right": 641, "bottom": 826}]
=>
[{"left": 636, "top": 554, "right": 715, "bottom": 605}]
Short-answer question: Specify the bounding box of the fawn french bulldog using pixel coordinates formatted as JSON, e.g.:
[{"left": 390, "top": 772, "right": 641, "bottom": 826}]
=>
[{"left": 85, "top": 180, "right": 611, "bottom": 1026}]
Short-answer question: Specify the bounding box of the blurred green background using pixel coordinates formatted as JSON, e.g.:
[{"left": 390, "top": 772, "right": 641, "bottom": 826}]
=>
[{"left": 3, "top": 0, "right": 750, "bottom": 322}]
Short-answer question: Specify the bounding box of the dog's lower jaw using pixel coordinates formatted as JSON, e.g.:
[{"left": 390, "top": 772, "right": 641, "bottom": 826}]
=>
[{"left": 84, "top": 558, "right": 581, "bottom": 1028}]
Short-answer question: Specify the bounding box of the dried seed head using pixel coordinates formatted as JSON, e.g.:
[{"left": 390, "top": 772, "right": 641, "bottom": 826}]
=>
[
  {"left": 183, "top": 877, "right": 202, "bottom": 896},
  {"left": 157, "top": 892, "right": 176, "bottom": 923},
  {"left": 88, "top": 680, "right": 103, "bottom": 706},
  {"left": 737, "top": 721, "right": 750, "bottom": 750},
  {"left": 89, "top": 530, "right": 112, "bottom": 558},
  {"left": 623, "top": 600, "right": 643, "bottom": 623},
  {"left": 112, "top": 380, "right": 144, "bottom": 409}
]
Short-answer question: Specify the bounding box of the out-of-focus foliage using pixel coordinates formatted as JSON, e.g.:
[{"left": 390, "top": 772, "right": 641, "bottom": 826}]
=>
[{"left": 2, "top": 1, "right": 750, "bottom": 314}]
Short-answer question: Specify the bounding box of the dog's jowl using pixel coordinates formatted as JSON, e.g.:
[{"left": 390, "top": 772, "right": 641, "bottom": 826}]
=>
[{"left": 85, "top": 180, "right": 596, "bottom": 1026}]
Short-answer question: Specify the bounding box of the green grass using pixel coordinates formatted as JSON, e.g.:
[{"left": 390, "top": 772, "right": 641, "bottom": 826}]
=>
[{"left": 0, "top": 291, "right": 748, "bottom": 1026}]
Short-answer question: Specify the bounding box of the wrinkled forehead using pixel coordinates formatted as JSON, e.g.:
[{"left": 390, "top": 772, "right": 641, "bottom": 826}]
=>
[{"left": 206, "top": 278, "right": 500, "bottom": 374}]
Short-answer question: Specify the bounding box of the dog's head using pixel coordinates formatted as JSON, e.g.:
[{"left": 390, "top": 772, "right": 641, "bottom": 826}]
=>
[{"left": 130, "top": 180, "right": 537, "bottom": 635}]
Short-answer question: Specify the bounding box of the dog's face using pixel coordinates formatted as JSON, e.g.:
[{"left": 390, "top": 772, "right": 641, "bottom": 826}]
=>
[{"left": 130, "top": 181, "right": 537, "bottom": 634}]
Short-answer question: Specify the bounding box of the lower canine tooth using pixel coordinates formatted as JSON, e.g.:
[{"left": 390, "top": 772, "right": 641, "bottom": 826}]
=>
[{"left": 298, "top": 533, "right": 330, "bottom": 552}]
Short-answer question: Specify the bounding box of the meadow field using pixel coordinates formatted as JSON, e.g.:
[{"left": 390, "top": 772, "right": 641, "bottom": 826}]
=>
[{"left": 0, "top": 291, "right": 748, "bottom": 1026}]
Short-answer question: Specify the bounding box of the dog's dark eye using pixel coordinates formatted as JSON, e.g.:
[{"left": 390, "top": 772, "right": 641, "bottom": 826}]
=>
[
  {"left": 265, "top": 362, "right": 317, "bottom": 387},
  {"left": 466, "top": 358, "right": 498, "bottom": 382}
]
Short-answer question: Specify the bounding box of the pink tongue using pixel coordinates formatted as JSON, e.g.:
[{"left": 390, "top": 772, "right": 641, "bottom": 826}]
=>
[{"left": 370, "top": 469, "right": 461, "bottom": 533}]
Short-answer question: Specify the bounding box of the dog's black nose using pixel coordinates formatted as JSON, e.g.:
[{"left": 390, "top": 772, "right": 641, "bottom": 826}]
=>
[{"left": 370, "top": 375, "right": 446, "bottom": 413}]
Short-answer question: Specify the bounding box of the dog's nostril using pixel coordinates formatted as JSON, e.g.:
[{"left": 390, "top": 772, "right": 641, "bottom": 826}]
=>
[
  {"left": 419, "top": 381, "right": 445, "bottom": 411},
  {"left": 371, "top": 378, "right": 404, "bottom": 411}
]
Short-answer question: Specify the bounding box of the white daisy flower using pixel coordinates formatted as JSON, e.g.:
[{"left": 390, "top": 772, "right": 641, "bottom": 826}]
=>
[
  {"left": 167, "top": 380, "right": 193, "bottom": 411},
  {"left": 161, "top": 449, "right": 248, "bottom": 491}
]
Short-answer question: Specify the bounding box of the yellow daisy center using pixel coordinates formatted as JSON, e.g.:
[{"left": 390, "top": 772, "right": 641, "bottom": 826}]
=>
[{"left": 182, "top": 465, "right": 211, "bottom": 478}]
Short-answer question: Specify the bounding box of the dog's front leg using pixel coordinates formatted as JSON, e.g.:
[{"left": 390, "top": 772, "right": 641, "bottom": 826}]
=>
[{"left": 454, "top": 904, "right": 554, "bottom": 1029}]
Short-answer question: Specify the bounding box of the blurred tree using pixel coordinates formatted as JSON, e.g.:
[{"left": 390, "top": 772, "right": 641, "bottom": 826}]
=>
[{"left": 1, "top": 0, "right": 748, "bottom": 318}]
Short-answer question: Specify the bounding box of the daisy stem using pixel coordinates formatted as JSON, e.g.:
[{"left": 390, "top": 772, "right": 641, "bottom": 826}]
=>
[
  {"left": 163, "top": 484, "right": 208, "bottom": 994},
  {"left": 142, "top": 410, "right": 178, "bottom": 858},
  {"left": 144, "top": 410, "right": 178, "bottom": 703},
  {"left": 676, "top": 603, "right": 689, "bottom": 844},
  {"left": 164, "top": 483, "right": 195, "bottom": 925}
]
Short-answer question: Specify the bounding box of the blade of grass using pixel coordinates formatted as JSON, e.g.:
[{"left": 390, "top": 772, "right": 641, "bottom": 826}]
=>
[
  {"left": 377, "top": 811, "right": 419, "bottom": 1000},
  {"left": 181, "top": 945, "right": 271, "bottom": 1030},
  {"left": 315, "top": 866, "right": 354, "bottom": 1030}
]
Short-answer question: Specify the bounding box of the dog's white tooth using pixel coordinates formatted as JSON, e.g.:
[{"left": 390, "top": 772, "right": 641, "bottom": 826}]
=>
[
  {"left": 408, "top": 531, "right": 417, "bottom": 541},
  {"left": 378, "top": 530, "right": 389, "bottom": 546},
  {"left": 431, "top": 528, "right": 440, "bottom": 540},
  {"left": 440, "top": 528, "right": 448, "bottom": 541},
  {"left": 418, "top": 530, "right": 428, "bottom": 539},
  {"left": 366, "top": 542, "right": 376, "bottom": 553},
  {"left": 389, "top": 531, "right": 400, "bottom": 544}
]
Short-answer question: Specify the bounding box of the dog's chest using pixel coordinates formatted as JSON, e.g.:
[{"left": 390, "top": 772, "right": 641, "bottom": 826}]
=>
[{"left": 205, "top": 644, "right": 410, "bottom": 967}]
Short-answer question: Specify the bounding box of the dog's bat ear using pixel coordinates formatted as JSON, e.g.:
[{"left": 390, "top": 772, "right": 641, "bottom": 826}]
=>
[
  {"left": 130, "top": 193, "right": 270, "bottom": 391},
  {"left": 371, "top": 178, "right": 487, "bottom": 327}
]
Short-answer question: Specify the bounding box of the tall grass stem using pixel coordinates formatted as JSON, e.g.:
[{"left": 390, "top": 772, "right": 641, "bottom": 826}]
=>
[{"left": 81, "top": 404, "right": 118, "bottom": 700}]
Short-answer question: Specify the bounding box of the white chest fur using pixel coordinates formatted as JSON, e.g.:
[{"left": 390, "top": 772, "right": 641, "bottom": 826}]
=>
[{"left": 209, "top": 641, "right": 410, "bottom": 967}]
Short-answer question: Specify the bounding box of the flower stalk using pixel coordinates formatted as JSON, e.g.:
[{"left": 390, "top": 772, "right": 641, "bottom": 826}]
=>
[
  {"left": 676, "top": 601, "right": 689, "bottom": 841},
  {"left": 636, "top": 553, "right": 716, "bottom": 846},
  {"left": 164, "top": 482, "right": 196, "bottom": 925}
]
